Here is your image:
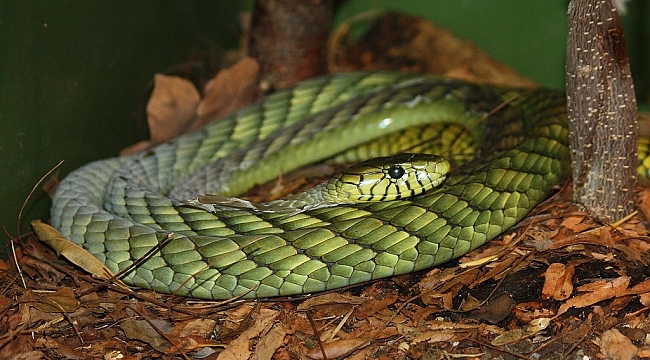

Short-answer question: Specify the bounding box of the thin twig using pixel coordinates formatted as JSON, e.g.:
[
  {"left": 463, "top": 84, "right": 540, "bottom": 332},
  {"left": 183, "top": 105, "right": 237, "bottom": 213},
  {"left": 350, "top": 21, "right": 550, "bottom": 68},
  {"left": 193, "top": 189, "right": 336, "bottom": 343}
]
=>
[{"left": 13, "top": 160, "right": 65, "bottom": 289}]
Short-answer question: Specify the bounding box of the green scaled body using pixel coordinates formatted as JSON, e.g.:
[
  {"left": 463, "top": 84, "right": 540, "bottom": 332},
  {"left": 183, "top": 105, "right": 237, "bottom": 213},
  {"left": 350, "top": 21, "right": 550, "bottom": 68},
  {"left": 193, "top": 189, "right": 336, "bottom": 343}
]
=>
[{"left": 51, "top": 73, "right": 570, "bottom": 299}]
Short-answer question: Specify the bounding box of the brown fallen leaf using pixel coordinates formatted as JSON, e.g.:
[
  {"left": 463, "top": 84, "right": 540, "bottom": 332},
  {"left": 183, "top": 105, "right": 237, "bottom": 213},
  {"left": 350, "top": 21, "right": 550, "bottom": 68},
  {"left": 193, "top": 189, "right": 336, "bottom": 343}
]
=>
[
  {"left": 621, "top": 278, "right": 650, "bottom": 306},
  {"left": 491, "top": 318, "right": 551, "bottom": 346},
  {"left": 35, "top": 337, "right": 84, "bottom": 360},
  {"left": 640, "top": 292, "right": 650, "bottom": 306},
  {"left": 353, "top": 286, "right": 398, "bottom": 319},
  {"left": 306, "top": 338, "right": 367, "bottom": 360},
  {"left": 559, "top": 216, "right": 592, "bottom": 233},
  {"left": 175, "top": 318, "right": 217, "bottom": 338},
  {"left": 196, "top": 56, "right": 260, "bottom": 121},
  {"left": 610, "top": 295, "right": 634, "bottom": 311},
  {"left": 466, "top": 294, "right": 516, "bottom": 324},
  {"left": 626, "top": 238, "right": 650, "bottom": 255},
  {"left": 120, "top": 73, "right": 201, "bottom": 155},
  {"left": 636, "top": 187, "right": 650, "bottom": 221},
  {"left": 511, "top": 302, "right": 556, "bottom": 324},
  {"left": 122, "top": 57, "right": 260, "bottom": 156},
  {"left": 296, "top": 293, "right": 365, "bottom": 311},
  {"left": 253, "top": 324, "right": 288, "bottom": 360},
  {"left": 22, "top": 287, "right": 80, "bottom": 313},
  {"left": 411, "top": 330, "right": 457, "bottom": 344},
  {"left": 597, "top": 329, "right": 638, "bottom": 360},
  {"left": 31, "top": 220, "right": 127, "bottom": 289},
  {"left": 217, "top": 308, "right": 279, "bottom": 360},
  {"left": 557, "top": 276, "right": 630, "bottom": 315},
  {"left": 147, "top": 73, "right": 201, "bottom": 143},
  {"left": 541, "top": 263, "right": 575, "bottom": 301},
  {"left": 121, "top": 318, "right": 173, "bottom": 353}
]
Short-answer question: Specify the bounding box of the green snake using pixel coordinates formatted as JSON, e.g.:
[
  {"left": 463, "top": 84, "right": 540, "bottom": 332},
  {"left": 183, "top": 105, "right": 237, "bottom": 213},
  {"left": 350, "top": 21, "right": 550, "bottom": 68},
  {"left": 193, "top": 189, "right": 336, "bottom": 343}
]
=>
[
  {"left": 51, "top": 72, "right": 571, "bottom": 300},
  {"left": 192, "top": 153, "right": 450, "bottom": 214}
]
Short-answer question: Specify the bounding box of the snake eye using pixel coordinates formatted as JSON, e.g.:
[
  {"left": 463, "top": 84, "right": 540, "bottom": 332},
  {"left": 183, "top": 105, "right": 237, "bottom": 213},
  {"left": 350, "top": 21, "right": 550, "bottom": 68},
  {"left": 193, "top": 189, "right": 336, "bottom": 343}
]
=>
[{"left": 387, "top": 165, "right": 405, "bottom": 179}]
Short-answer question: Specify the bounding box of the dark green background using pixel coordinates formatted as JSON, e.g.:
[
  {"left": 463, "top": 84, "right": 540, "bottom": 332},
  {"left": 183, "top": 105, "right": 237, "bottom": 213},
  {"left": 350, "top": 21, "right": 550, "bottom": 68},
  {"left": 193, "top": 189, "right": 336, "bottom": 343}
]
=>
[{"left": 1, "top": 1, "right": 648, "bottom": 252}]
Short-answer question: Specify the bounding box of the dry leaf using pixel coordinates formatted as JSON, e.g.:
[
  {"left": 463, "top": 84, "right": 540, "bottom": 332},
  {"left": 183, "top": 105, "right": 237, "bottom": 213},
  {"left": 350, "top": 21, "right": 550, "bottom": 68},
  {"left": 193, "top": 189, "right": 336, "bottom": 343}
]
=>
[
  {"left": 491, "top": 328, "right": 527, "bottom": 346},
  {"left": 541, "top": 263, "right": 575, "bottom": 301},
  {"left": 35, "top": 337, "right": 84, "bottom": 359},
  {"left": 597, "top": 329, "right": 638, "bottom": 360},
  {"left": 627, "top": 238, "right": 650, "bottom": 254},
  {"left": 297, "top": 293, "right": 365, "bottom": 311},
  {"left": 176, "top": 318, "right": 217, "bottom": 338},
  {"left": 121, "top": 318, "right": 172, "bottom": 352},
  {"left": 459, "top": 293, "right": 483, "bottom": 312},
  {"left": 121, "top": 73, "right": 201, "bottom": 155},
  {"left": 639, "top": 292, "right": 650, "bottom": 306},
  {"left": 253, "top": 324, "right": 287, "bottom": 360},
  {"left": 31, "top": 220, "right": 127, "bottom": 288},
  {"left": 147, "top": 74, "right": 201, "bottom": 143},
  {"left": 306, "top": 338, "right": 367, "bottom": 360},
  {"left": 411, "top": 330, "right": 456, "bottom": 344},
  {"left": 22, "top": 288, "right": 79, "bottom": 313},
  {"left": 217, "top": 309, "right": 279, "bottom": 360},
  {"left": 467, "top": 294, "right": 516, "bottom": 324},
  {"left": 196, "top": 56, "right": 260, "bottom": 121},
  {"left": 558, "top": 276, "right": 630, "bottom": 315},
  {"left": 560, "top": 216, "right": 592, "bottom": 233},
  {"left": 491, "top": 318, "right": 550, "bottom": 346},
  {"left": 353, "top": 287, "right": 398, "bottom": 319},
  {"left": 636, "top": 187, "right": 650, "bottom": 221}
]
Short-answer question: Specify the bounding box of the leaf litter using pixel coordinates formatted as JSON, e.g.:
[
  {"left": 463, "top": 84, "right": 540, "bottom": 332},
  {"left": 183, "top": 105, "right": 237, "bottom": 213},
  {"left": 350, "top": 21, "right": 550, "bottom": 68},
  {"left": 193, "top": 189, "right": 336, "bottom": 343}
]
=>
[{"left": 3, "top": 11, "right": 650, "bottom": 360}]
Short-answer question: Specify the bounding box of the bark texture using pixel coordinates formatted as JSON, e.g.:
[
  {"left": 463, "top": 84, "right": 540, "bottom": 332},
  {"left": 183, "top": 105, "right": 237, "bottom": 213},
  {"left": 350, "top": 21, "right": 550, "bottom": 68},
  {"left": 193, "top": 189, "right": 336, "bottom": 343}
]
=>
[
  {"left": 566, "top": 0, "right": 637, "bottom": 222},
  {"left": 249, "top": 0, "right": 334, "bottom": 92}
]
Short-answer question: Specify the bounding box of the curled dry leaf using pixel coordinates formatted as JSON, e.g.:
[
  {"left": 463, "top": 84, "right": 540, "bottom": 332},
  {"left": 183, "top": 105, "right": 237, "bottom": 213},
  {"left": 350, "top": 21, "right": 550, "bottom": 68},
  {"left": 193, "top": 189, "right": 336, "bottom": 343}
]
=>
[
  {"left": 557, "top": 276, "right": 630, "bottom": 315},
  {"left": 121, "top": 57, "right": 260, "bottom": 156},
  {"left": 253, "top": 325, "right": 288, "bottom": 360},
  {"left": 146, "top": 74, "right": 201, "bottom": 143},
  {"left": 196, "top": 56, "right": 260, "bottom": 121},
  {"left": 217, "top": 308, "right": 279, "bottom": 360},
  {"left": 467, "top": 294, "right": 516, "bottom": 324},
  {"left": 598, "top": 329, "right": 638, "bottom": 360},
  {"left": 636, "top": 187, "right": 650, "bottom": 221},
  {"left": 491, "top": 318, "right": 550, "bottom": 346},
  {"left": 411, "top": 330, "right": 457, "bottom": 345},
  {"left": 121, "top": 318, "right": 173, "bottom": 353},
  {"left": 622, "top": 278, "right": 650, "bottom": 305},
  {"left": 31, "top": 220, "right": 127, "bottom": 289},
  {"left": 306, "top": 338, "right": 368, "bottom": 360},
  {"left": 296, "top": 293, "right": 365, "bottom": 311},
  {"left": 121, "top": 74, "right": 201, "bottom": 155},
  {"left": 541, "top": 263, "right": 575, "bottom": 301},
  {"left": 353, "top": 286, "right": 398, "bottom": 319},
  {"left": 176, "top": 318, "right": 217, "bottom": 338},
  {"left": 22, "top": 287, "right": 80, "bottom": 313},
  {"left": 511, "top": 302, "right": 555, "bottom": 324}
]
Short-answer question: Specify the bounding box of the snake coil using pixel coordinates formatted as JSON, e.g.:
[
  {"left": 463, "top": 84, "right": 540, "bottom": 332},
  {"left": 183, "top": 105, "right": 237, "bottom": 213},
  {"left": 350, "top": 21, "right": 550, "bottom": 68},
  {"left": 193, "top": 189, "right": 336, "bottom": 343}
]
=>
[{"left": 51, "top": 73, "right": 570, "bottom": 299}]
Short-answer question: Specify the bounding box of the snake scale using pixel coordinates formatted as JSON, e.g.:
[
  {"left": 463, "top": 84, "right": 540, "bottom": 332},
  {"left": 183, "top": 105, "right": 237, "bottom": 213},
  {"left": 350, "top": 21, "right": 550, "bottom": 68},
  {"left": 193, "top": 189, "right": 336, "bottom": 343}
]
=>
[{"left": 51, "top": 72, "right": 571, "bottom": 300}]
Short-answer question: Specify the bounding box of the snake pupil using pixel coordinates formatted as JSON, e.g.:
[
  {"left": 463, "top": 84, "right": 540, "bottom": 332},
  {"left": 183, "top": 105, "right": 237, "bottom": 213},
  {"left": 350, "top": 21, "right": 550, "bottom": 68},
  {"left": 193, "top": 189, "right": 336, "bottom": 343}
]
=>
[{"left": 387, "top": 165, "right": 405, "bottom": 179}]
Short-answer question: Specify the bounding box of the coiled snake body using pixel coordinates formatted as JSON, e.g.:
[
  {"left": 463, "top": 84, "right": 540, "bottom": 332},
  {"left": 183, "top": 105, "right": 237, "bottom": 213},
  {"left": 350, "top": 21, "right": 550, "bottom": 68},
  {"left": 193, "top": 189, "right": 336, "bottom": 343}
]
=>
[{"left": 51, "top": 73, "right": 570, "bottom": 299}]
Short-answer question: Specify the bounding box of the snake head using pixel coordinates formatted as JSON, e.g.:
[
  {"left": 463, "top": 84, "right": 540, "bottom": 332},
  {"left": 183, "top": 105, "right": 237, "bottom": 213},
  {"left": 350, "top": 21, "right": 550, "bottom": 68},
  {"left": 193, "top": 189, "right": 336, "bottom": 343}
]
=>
[{"left": 333, "top": 153, "right": 450, "bottom": 202}]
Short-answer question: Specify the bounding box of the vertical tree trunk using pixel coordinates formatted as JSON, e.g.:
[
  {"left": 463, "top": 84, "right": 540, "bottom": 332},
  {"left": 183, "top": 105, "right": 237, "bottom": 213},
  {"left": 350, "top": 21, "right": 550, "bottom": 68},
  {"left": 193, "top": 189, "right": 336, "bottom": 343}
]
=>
[
  {"left": 566, "top": 0, "right": 638, "bottom": 222},
  {"left": 249, "top": 0, "right": 334, "bottom": 92}
]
